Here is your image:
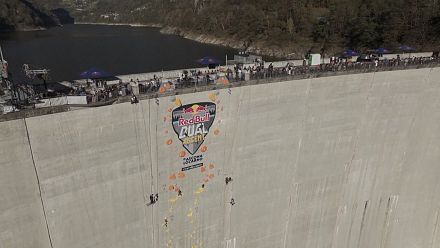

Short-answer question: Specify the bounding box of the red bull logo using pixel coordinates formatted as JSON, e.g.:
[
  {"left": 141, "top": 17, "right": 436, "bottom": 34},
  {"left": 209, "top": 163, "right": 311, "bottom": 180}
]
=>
[
  {"left": 183, "top": 108, "right": 194, "bottom": 114},
  {"left": 196, "top": 105, "right": 207, "bottom": 112}
]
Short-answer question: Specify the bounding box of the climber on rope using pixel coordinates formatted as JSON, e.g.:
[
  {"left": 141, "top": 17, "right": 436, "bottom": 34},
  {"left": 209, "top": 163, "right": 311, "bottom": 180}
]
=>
[
  {"left": 148, "top": 193, "right": 159, "bottom": 205},
  {"left": 131, "top": 93, "right": 138, "bottom": 104},
  {"left": 225, "top": 177, "right": 233, "bottom": 185}
]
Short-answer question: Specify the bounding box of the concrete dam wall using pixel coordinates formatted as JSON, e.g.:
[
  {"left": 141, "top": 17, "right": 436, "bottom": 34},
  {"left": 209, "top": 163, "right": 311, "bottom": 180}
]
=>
[{"left": 1, "top": 67, "right": 440, "bottom": 248}]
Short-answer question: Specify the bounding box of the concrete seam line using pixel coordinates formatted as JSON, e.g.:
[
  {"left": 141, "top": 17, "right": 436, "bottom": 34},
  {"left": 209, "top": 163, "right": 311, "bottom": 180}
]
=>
[
  {"left": 132, "top": 104, "right": 150, "bottom": 246},
  {"left": 140, "top": 101, "right": 155, "bottom": 247},
  {"left": 24, "top": 118, "right": 54, "bottom": 248},
  {"left": 148, "top": 101, "right": 156, "bottom": 248},
  {"left": 283, "top": 77, "right": 312, "bottom": 248},
  {"left": 154, "top": 98, "right": 160, "bottom": 248}
]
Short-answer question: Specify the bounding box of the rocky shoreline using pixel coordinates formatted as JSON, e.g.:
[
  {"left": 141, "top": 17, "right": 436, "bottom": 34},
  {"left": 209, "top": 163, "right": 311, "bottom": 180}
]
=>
[
  {"left": 160, "top": 26, "right": 298, "bottom": 59},
  {"left": 74, "top": 21, "right": 163, "bottom": 28},
  {"left": 73, "top": 22, "right": 301, "bottom": 59},
  {"left": 0, "top": 26, "right": 48, "bottom": 32}
]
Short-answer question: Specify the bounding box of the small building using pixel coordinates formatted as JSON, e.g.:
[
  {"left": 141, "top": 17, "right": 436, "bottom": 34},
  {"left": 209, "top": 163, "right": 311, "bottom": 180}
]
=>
[
  {"left": 231, "top": 52, "right": 263, "bottom": 64},
  {"left": 308, "top": 54, "right": 321, "bottom": 66}
]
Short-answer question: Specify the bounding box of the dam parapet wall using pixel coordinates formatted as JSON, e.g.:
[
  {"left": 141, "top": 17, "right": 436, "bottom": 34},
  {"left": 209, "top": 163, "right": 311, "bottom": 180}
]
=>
[{"left": 2, "top": 56, "right": 440, "bottom": 122}]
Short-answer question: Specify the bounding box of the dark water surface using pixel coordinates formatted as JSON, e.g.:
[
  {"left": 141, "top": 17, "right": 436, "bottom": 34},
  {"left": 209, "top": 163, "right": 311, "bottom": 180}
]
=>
[{"left": 0, "top": 24, "right": 237, "bottom": 83}]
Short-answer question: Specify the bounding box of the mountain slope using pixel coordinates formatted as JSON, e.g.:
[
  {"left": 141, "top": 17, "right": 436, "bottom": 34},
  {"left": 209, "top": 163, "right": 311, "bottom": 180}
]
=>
[
  {"left": 0, "top": 0, "right": 58, "bottom": 31},
  {"left": 28, "top": 0, "right": 440, "bottom": 56}
]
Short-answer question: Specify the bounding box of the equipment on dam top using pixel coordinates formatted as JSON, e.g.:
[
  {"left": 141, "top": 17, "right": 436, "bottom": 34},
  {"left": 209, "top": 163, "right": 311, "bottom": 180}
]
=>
[
  {"left": 232, "top": 52, "right": 263, "bottom": 64},
  {"left": 0, "top": 45, "right": 17, "bottom": 114},
  {"left": 0, "top": 45, "right": 8, "bottom": 80},
  {"left": 357, "top": 54, "right": 374, "bottom": 62},
  {"left": 23, "top": 64, "right": 50, "bottom": 90},
  {"left": 0, "top": 45, "right": 51, "bottom": 111}
]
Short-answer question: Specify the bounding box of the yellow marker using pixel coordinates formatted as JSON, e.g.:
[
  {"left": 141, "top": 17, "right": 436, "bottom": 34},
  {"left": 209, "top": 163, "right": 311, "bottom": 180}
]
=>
[
  {"left": 169, "top": 197, "right": 178, "bottom": 203},
  {"left": 166, "top": 240, "right": 173, "bottom": 248},
  {"left": 175, "top": 98, "right": 182, "bottom": 106},
  {"left": 208, "top": 93, "right": 216, "bottom": 102},
  {"left": 194, "top": 187, "right": 205, "bottom": 194},
  {"left": 187, "top": 208, "right": 193, "bottom": 217}
]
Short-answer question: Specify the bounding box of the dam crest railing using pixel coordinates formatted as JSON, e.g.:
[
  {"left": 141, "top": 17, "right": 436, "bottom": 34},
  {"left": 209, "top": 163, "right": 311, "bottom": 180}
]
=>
[{"left": 1, "top": 57, "right": 440, "bottom": 122}]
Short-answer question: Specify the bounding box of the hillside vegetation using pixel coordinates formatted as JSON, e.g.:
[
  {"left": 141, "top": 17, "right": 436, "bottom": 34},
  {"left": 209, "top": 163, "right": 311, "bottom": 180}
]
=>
[
  {"left": 0, "top": 0, "right": 59, "bottom": 31},
  {"left": 26, "top": 0, "right": 440, "bottom": 56}
]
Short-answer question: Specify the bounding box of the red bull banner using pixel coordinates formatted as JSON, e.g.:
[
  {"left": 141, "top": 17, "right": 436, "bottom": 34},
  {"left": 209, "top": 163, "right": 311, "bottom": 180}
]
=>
[{"left": 172, "top": 102, "right": 216, "bottom": 155}]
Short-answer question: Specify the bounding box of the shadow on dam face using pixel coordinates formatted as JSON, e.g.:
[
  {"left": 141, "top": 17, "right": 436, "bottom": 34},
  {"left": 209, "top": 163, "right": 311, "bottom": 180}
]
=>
[{"left": 1, "top": 67, "right": 440, "bottom": 248}]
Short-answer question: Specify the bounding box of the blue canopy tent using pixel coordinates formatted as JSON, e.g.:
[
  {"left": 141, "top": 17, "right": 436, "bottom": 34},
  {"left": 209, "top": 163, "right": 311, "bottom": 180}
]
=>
[
  {"left": 341, "top": 49, "right": 359, "bottom": 57},
  {"left": 80, "top": 68, "right": 113, "bottom": 79},
  {"left": 196, "top": 57, "right": 221, "bottom": 66},
  {"left": 375, "top": 47, "right": 391, "bottom": 54},
  {"left": 398, "top": 45, "right": 416, "bottom": 52}
]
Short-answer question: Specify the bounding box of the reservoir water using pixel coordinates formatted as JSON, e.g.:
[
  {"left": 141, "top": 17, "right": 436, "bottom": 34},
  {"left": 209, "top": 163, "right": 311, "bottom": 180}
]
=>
[{"left": 0, "top": 24, "right": 237, "bottom": 83}]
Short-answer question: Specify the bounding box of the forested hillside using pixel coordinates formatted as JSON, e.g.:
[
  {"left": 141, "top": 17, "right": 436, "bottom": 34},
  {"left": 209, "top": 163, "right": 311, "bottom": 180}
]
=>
[
  {"left": 28, "top": 0, "right": 440, "bottom": 56},
  {"left": 0, "top": 0, "right": 59, "bottom": 31}
]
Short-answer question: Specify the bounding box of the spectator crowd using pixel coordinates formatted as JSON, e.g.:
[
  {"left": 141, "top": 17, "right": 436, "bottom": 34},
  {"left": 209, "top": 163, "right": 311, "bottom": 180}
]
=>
[{"left": 70, "top": 54, "right": 440, "bottom": 105}]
